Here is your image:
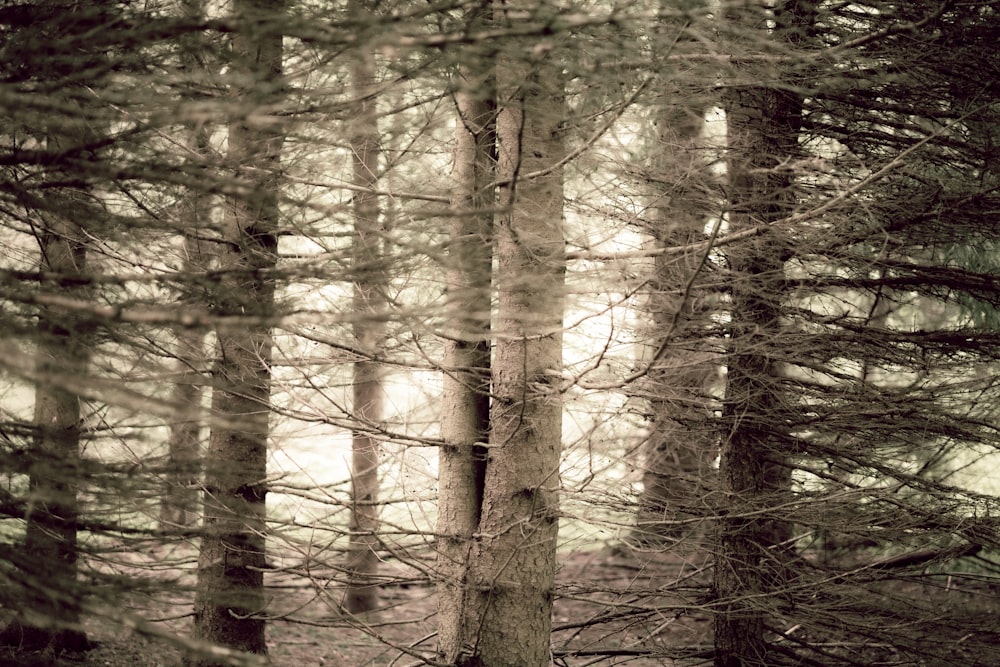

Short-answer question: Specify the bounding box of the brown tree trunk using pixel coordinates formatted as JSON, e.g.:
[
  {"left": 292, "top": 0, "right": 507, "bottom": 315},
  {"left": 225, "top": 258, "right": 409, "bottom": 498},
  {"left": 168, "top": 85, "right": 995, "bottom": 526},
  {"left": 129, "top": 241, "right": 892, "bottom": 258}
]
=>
[
  {"left": 635, "top": 13, "right": 719, "bottom": 547},
  {"left": 160, "top": 0, "right": 214, "bottom": 532},
  {"left": 344, "top": 0, "right": 384, "bottom": 614},
  {"left": 0, "top": 2, "right": 116, "bottom": 651},
  {"left": 713, "top": 2, "right": 812, "bottom": 665},
  {"left": 435, "top": 5, "right": 495, "bottom": 659},
  {"left": 160, "top": 242, "right": 209, "bottom": 530},
  {"left": 461, "top": 7, "right": 566, "bottom": 663},
  {"left": 190, "top": 0, "right": 283, "bottom": 661},
  {"left": 6, "top": 198, "right": 92, "bottom": 653}
]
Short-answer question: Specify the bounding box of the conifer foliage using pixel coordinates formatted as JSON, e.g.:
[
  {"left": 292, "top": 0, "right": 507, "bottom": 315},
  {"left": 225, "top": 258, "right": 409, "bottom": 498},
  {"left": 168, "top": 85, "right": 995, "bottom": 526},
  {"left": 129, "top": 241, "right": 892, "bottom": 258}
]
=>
[{"left": 0, "top": 1, "right": 997, "bottom": 666}]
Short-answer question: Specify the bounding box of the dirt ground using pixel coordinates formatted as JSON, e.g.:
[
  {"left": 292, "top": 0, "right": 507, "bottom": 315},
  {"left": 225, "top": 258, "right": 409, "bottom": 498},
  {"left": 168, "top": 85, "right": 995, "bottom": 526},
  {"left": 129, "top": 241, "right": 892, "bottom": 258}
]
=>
[
  {"left": 3, "top": 546, "right": 997, "bottom": 666},
  {"left": 0, "top": 547, "right": 711, "bottom": 667}
]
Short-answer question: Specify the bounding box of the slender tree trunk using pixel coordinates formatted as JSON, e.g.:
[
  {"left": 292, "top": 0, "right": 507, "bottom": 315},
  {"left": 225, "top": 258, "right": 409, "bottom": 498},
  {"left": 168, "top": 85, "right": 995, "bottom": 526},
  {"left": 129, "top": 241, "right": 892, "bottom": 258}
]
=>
[
  {"left": 435, "top": 5, "right": 495, "bottom": 659},
  {"left": 344, "top": 0, "right": 384, "bottom": 614},
  {"left": 0, "top": 6, "right": 112, "bottom": 645},
  {"left": 161, "top": 0, "right": 213, "bottom": 528},
  {"left": 461, "top": 9, "right": 566, "bottom": 664},
  {"left": 5, "top": 189, "right": 92, "bottom": 653},
  {"left": 160, "top": 232, "right": 210, "bottom": 530},
  {"left": 635, "top": 9, "right": 718, "bottom": 547},
  {"left": 190, "top": 0, "right": 283, "bottom": 661},
  {"left": 713, "top": 2, "right": 812, "bottom": 665}
]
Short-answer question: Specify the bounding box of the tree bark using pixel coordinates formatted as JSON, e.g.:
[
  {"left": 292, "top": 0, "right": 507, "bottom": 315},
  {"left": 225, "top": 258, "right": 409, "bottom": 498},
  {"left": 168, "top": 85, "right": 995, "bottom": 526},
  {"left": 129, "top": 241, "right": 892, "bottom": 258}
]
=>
[
  {"left": 190, "top": 0, "right": 283, "bottom": 661},
  {"left": 635, "top": 6, "right": 718, "bottom": 548},
  {"left": 160, "top": 232, "right": 210, "bottom": 530},
  {"left": 713, "top": 2, "right": 812, "bottom": 665},
  {"left": 161, "top": 0, "right": 213, "bottom": 530},
  {"left": 435, "top": 5, "right": 495, "bottom": 659},
  {"left": 0, "top": 3, "right": 109, "bottom": 649},
  {"left": 343, "top": 0, "right": 385, "bottom": 615},
  {"left": 7, "top": 185, "right": 92, "bottom": 653},
  {"left": 461, "top": 8, "right": 566, "bottom": 663}
]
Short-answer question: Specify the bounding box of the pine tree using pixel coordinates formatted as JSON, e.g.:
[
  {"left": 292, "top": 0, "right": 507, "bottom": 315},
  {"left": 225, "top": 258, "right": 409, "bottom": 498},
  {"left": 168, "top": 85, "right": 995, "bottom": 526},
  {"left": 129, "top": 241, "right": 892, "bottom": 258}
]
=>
[
  {"left": 634, "top": 0, "right": 720, "bottom": 550},
  {"left": 344, "top": 0, "right": 385, "bottom": 615},
  {"left": 713, "top": 2, "right": 813, "bottom": 663},
  {"left": 460, "top": 3, "right": 567, "bottom": 663},
  {"left": 435, "top": 2, "right": 496, "bottom": 660},
  {"left": 190, "top": 0, "right": 284, "bottom": 660}
]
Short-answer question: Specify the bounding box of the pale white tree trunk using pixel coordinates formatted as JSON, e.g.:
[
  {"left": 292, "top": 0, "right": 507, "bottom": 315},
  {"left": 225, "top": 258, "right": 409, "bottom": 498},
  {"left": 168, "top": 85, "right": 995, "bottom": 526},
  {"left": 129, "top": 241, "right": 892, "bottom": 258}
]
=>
[
  {"left": 161, "top": 232, "right": 210, "bottom": 530},
  {"left": 161, "top": 0, "right": 214, "bottom": 531}
]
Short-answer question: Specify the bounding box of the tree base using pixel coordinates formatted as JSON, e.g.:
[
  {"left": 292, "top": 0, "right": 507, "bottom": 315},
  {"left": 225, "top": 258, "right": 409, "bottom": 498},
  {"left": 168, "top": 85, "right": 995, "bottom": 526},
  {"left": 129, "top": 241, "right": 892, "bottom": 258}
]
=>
[{"left": 0, "top": 620, "right": 94, "bottom": 654}]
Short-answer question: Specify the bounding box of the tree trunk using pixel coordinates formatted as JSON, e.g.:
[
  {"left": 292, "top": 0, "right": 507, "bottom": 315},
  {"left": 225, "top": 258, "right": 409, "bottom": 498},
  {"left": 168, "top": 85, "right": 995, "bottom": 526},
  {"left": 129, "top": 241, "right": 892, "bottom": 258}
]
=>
[
  {"left": 344, "top": 1, "right": 384, "bottom": 614},
  {"left": 160, "top": 0, "right": 214, "bottom": 532},
  {"left": 160, "top": 236, "right": 210, "bottom": 530},
  {"left": 635, "top": 11, "right": 718, "bottom": 548},
  {"left": 0, "top": 4, "right": 107, "bottom": 645},
  {"left": 6, "top": 191, "right": 92, "bottom": 653},
  {"left": 713, "top": 2, "right": 812, "bottom": 665},
  {"left": 461, "top": 9, "right": 566, "bottom": 664},
  {"left": 190, "top": 0, "right": 283, "bottom": 661},
  {"left": 435, "top": 5, "right": 495, "bottom": 659}
]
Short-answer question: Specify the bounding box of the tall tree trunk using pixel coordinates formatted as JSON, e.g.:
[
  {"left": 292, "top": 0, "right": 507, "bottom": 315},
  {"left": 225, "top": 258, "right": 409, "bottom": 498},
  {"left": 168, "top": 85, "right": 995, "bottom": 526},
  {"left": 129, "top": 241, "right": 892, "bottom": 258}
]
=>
[
  {"left": 5, "top": 173, "right": 93, "bottom": 653},
  {"left": 713, "top": 2, "right": 812, "bottom": 665},
  {"left": 161, "top": 0, "right": 213, "bottom": 531},
  {"left": 461, "top": 8, "right": 566, "bottom": 664},
  {"left": 435, "top": 4, "right": 495, "bottom": 660},
  {"left": 190, "top": 0, "right": 283, "bottom": 661},
  {"left": 0, "top": 1, "right": 111, "bottom": 649},
  {"left": 635, "top": 2, "right": 718, "bottom": 549},
  {"left": 344, "top": 0, "right": 384, "bottom": 615},
  {"left": 161, "top": 233, "right": 210, "bottom": 530}
]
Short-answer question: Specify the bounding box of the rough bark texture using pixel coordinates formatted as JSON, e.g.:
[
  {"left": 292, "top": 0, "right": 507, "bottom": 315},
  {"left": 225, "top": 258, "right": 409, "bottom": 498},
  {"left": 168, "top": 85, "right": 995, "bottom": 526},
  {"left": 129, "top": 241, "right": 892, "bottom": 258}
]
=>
[
  {"left": 190, "top": 0, "right": 283, "bottom": 662},
  {"left": 160, "top": 0, "right": 213, "bottom": 532},
  {"left": 344, "top": 2, "right": 385, "bottom": 615},
  {"left": 462, "top": 11, "right": 566, "bottom": 664},
  {"left": 713, "top": 2, "right": 811, "bottom": 665},
  {"left": 435, "top": 6, "right": 495, "bottom": 658}
]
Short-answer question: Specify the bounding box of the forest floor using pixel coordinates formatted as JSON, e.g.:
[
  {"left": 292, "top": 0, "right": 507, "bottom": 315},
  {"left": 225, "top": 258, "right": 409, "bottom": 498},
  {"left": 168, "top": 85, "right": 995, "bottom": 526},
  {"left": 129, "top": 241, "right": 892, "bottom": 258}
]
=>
[
  {"left": 1, "top": 544, "right": 998, "bottom": 666},
  {"left": 0, "top": 545, "right": 711, "bottom": 667}
]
